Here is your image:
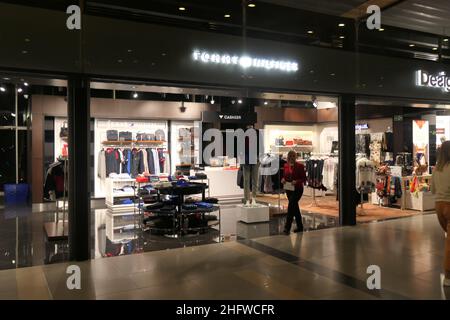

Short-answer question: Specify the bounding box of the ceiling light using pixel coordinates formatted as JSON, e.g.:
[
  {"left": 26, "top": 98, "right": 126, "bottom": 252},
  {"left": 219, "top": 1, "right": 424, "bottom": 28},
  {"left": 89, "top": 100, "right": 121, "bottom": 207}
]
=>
[
  {"left": 264, "top": 101, "right": 268, "bottom": 105},
  {"left": 17, "top": 88, "right": 23, "bottom": 93},
  {"left": 178, "top": 7, "right": 186, "bottom": 11},
  {"left": 248, "top": 3, "right": 256, "bottom": 7},
  {"left": 238, "top": 99, "right": 243, "bottom": 104},
  {"left": 444, "top": 38, "right": 449, "bottom": 42},
  {"left": 379, "top": 28, "right": 385, "bottom": 32},
  {"left": 127, "top": 49, "right": 133, "bottom": 53},
  {"left": 24, "top": 82, "right": 28, "bottom": 86},
  {"left": 409, "top": 44, "right": 415, "bottom": 47},
  {"left": 24, "top": 94, "right": 29, "bottom": 99},
  {"left": 133, "top": 92, "right": 138, "bottom": 98},
  {"left": 210, "top": 96, "right": 215, "bottom": 104},
  {"left": 0, "top": 86, "right": 6, "bottom": 92},
  {"left": 11, "top": 113, "right": 16, "bottom": 117},
  {"left": 307, "top": 30, "right": 314, "bottom": 34},
  {"left": 433, "top": 47, "right": 438, "bottom": 51},
  {"left": 338, "top": 23, "right": 345, "bottom": 27},
  {"left": 224, "top": 14, "right": 231, "bottom": 18},
  {"left": 339, "top": 36, "right": 345, "bottom": 39},
  {"left": 21, "top": 50, "right": 28, "bottom": 54}
]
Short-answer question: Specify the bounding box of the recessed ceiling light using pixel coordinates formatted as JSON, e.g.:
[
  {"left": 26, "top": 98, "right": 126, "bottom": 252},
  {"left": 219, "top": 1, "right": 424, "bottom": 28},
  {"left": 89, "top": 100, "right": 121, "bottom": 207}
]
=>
[
  {"left": 409, "top": 44, "right": 415, "bottom": 47},
  {"left": 133, "top": 92, "right": 138, "bottom": 98},
  {"left": 17, "top": 88, "right": 23, "bottom": 93},
  {"left": 238, "top": 99, "right": 243, "bottom": 104},
  {"left": 127, "top": 49, "right": 133, "bottom": 53},
  {"left": 248, "top": 3, "right": 256, "bottom": 7},
  {"left": 444, "top": 38, "right": 449, "bottom": 42},
  {"left": 379, "top": 28, "right": 385, "bottom": 32},
  {"left": 339, "top": 36, "right": 345, "bottom": 39},
  {"left": 161, "top": 53, "right": 167, "bottom": 56},
  {"left": 338, "top": 23, "right": 345, "bottom": 27},
  {"left": 264, "top": 101, "right": 268, "bottom": 105},
  {"left": 0, "top": 86, "right": 6, "bottom": 92},
  {"left": 3, "top": 77, "right": 10, "bottom": 80},
  {"left": 24, "top": 38, "right": 30, "bottom": 42},
  {"left": 330, "top": 73, "right": 335, "bottom": 76},
  {"left": 178, "top": 7, "right": 186, "bottom": 11},
  {"left": 117, "top": 59, "right": 123, "bottom": 63},
  {"left": 24, "top": 82, "right": 28, "bottom": 86},
  {"left": 21, "top": 50, "right": 28, "bottom": 54},
  {"left": 307, "top": 30, "right": 314, "bottom": 34},
  {"left": 224, "top": 14, "right": 231, "bottom": 18},
  {"left": 433, "top": 47, "right": 438, "bottom": 51}
]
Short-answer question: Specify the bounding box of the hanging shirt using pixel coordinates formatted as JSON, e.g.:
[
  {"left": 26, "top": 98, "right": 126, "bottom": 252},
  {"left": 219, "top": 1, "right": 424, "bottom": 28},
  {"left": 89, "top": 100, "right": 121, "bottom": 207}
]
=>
[{"left": 356, "top": 157, "right": 376, "bottom": 193}]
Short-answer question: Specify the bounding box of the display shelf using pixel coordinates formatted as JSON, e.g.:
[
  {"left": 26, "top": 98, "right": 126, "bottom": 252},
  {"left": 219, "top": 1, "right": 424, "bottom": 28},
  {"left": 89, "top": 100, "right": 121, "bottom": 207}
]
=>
[{"left": 102, "top": 140, "right": 166, "bottom": 145}]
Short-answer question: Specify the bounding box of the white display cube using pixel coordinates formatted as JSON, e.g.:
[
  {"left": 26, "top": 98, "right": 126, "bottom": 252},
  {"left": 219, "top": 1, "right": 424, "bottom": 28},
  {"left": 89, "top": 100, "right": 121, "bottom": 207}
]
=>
[
  {"left": 405, "top": 191, "right": 435, "bottom": 211},
  {"left": 236, "top": 204, "right": 270, "bottom": 223},
  {"left": 236, "top": 222, "right": 270, "bottom": 239}
]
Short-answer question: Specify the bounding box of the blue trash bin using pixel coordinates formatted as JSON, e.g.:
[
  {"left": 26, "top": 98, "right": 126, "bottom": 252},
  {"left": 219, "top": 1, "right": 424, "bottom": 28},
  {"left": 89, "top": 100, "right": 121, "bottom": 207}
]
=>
[{"left": 4, "top": 183, "right": 29, "bottom": 205}]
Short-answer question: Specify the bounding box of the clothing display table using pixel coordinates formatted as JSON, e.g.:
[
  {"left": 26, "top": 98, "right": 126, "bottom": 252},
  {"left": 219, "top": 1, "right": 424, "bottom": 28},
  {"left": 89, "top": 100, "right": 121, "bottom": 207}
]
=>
[
  {"left": 236, "top": 204, "right": 270, "bottom": 223},
  {"left": 136, "top": 180, "right": 220, "bottom": 238}
]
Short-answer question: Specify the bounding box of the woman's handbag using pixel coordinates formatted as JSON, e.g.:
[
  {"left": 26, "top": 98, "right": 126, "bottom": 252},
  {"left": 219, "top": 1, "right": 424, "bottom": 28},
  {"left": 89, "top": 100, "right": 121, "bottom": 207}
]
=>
[{"left": 283, "top": 181, "right": 295, "bottom": 191}]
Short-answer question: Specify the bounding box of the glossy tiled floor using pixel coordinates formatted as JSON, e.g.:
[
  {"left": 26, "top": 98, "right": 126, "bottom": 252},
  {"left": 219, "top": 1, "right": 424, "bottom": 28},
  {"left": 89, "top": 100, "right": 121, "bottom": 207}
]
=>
[{"left": 0, "top": 213, "right": 449, "bottom": 299}]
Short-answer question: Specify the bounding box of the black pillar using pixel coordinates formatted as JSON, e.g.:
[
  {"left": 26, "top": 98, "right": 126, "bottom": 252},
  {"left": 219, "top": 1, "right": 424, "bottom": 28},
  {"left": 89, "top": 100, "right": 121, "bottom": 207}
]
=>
[
  {"left": 339, "top": 95, "right": 356, "bottom": 226},
  {"left": 68, "top": 76, "right": 91, "bottom": 261}
]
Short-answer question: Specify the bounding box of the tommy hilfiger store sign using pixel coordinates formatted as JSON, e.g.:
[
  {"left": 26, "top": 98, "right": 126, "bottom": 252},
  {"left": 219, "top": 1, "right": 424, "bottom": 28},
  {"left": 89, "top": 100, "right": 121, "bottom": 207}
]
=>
[{"left": 416, "top": 70, "right": 450, "bottom": 92}]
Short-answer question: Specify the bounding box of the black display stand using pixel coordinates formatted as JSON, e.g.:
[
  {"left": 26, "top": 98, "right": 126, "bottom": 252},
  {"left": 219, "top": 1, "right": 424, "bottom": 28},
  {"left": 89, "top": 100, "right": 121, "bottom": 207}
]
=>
[{"left": 136, "top": 181, "right": 221, "bottom": 238}]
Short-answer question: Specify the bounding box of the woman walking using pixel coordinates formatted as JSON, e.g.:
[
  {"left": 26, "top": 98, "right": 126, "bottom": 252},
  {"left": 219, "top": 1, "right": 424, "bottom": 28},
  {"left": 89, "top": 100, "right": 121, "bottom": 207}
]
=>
[
  {"left": 431, "top": 140, "right": 450, "bottom": 287},
  {"left": 281, "top": 150, "right": 306, "bottom": 235}
]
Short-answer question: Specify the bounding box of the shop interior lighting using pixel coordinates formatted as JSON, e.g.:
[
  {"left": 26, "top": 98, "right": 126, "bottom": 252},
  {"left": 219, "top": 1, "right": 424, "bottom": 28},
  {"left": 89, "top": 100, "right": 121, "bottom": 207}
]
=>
[
  {"left": 133, "top": 92, "right": 138, "bottom": 98},
  {"left": 248, "top": 3, "right": 256, "bottom": 8},
  {"left": 0, "top": 86, "right": 6, "bottom": 92},
  {"left": 224, "top": 14, "right": 231, "bottom": 18},
  {"left": 24, "top": 82, "right": 28, "bottom": 86},
  {"left": 179, "top": 7, "right": 186, "bottom": 11},
  {"left": 379, "top": 28, "right": 385, "bottom": 32},
  {"left": 338, "top": 23, "right": 345, "bottom": 27},
  {"left": 210, "top": 96, "right": 215, "bottom": 104},
  {"left": 307, "top": 30, "right": 314, "bottom": 34},
  {"left": 433, "top": 47, "right": 438, "bottom": 51},
  {"left": 409, "top": 44, "right": 415, "bottom": 47},
  {"left": 339, "top": 36, "right": 345, "bottom": 39},
  {"left": 238, "top": 99, "right": 243, "bottom": 104},
  {"left": 17, "top": 88, "right": 23, "bottom": 93},
  {"left": 444, "top": 38, "right": 449, "bottom": 42},
  {"left": 264, "top": 101, "right": 268, "bottom": 105}
]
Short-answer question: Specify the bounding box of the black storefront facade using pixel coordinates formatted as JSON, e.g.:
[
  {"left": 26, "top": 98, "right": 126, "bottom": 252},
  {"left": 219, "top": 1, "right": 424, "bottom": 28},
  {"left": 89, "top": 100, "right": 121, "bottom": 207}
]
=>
[{"left": 1, "top": 3, "right": 450, "bottom": 261}]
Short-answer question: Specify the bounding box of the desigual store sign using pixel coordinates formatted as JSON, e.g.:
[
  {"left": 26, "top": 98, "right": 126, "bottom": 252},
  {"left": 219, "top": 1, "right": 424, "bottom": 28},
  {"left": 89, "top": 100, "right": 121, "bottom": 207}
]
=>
[
  {"left": 416, "top": 70, "right": 450, "bottom": 92},
  {"left": 192, "top": 49, "right": 299, "bottom": 72}
]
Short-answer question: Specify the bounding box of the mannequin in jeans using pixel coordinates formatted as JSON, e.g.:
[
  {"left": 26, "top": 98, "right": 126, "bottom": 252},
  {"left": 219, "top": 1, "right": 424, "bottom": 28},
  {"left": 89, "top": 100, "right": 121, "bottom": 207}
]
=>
[
  {"left": 243, "top": 162, "right": 259, "bottom": 206},
  {"left": 431, "top": 141, "right": 450, "bottom": 287}
]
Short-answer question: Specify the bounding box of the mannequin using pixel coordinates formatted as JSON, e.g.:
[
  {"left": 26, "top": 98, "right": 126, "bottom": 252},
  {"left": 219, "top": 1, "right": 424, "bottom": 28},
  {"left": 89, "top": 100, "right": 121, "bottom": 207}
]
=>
[{"left": 241, "top": 124, "right": 260, "bottom": 206}]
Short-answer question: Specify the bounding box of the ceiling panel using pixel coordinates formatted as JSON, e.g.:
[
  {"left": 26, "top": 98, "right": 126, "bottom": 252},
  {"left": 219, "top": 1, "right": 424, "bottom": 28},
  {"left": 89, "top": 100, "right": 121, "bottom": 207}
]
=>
[
  {"left": 260, "top": 0, "right": 368, "bottom": 16},
  {"left": 382, "top": 0, "right": 450, "bottom": 37}
]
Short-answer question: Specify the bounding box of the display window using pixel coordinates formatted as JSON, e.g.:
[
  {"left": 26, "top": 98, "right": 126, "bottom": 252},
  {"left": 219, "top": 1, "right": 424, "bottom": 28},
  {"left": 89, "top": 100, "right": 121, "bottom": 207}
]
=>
[{"left": 354, "top": 105, "right": 446, "bottom": 219}]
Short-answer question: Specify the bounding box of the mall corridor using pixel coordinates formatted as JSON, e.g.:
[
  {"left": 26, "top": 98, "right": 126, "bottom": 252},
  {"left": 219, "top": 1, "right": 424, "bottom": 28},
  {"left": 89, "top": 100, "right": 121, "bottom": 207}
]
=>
[{"left": 0, "top": 214, "right": 448, "bottom": 300}]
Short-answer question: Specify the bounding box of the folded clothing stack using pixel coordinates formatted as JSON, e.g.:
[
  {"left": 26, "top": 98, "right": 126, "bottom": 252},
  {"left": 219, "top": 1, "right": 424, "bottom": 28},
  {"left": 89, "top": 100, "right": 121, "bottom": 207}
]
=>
[
  {"left": 195, "top": 202, "right": 213, "bottom": 209},
  {"left": 182, "top": 204, "right": 198, "bottom": 211}
]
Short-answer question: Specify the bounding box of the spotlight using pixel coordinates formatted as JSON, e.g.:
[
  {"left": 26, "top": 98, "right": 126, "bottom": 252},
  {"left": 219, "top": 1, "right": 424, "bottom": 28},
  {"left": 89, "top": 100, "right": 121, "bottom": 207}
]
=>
[
  {"left": 444, "top": 38, "right": 449, "bottom": 42},
  {"left": 238, "top": 99, "right": 243, "bottom": 104},
  {"left": 24, "top": 82, "right": 28, "bottom": 86},
  {"left": 24, "top": 94, "right": 29, "bottom": 99},
  {"left": 409, "top": 44, "right": 415, "bottom": 47},
  {"left": 179, "top": 7, "right": 186, "bottom": 11},
  {"left": 224, "top": 14, "right": 231, "bottom": 18},
  {"left": 0, "top": 86, "right": 6, "bottom": 92},
  {"left": 133, "top": 92, "right": 138, "bottom": 98},
  {"left": 307, "top": 30, "right": 314, "bottom": 34},
  {"left": 339, "top": 36, "right": 345, "bottom": 39},
  {"left": 338, "top": 23, "right": 345, "bottom": 27},
  {"left": 210, "top": 96, "right": 215, "bottom": 104},
  {"left": 264, "top": 101, "right": 268, "bottom": 105},
  {"left": 248, "top": 3, "right": 256, "bottom": 8},
  {"left": 379, "top": 28, "right": 385, "bottom": 32},
  {"left": 17, "top": 88, "right": 23, "bottom": 93}
]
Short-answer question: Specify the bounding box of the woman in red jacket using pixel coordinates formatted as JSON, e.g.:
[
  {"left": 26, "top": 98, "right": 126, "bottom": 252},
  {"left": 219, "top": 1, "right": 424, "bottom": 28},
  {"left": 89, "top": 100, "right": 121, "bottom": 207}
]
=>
[{"left": 281, "top": 150, "right": 306, "bottom": 234}]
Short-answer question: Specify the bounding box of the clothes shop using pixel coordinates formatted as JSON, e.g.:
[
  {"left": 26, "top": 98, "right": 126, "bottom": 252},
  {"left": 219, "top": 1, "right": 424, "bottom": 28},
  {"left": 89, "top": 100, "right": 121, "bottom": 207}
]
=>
[{"left": 2, "top": 3, "right": 450, "bottom": 261}]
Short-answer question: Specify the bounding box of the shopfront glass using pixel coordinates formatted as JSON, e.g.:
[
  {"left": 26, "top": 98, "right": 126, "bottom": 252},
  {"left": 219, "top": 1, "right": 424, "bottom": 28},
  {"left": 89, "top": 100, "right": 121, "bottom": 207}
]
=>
[{"left": 354, "top": 104, "right": 449, "bottom": 223}]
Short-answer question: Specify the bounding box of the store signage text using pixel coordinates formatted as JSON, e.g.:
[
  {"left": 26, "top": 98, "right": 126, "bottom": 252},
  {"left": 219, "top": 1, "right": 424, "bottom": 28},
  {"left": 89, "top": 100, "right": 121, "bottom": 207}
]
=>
[
  {"left": 416, "top": 70, "right": 450, "bottom": 92},
  {"left": 192, "top": 50, "right": 299, "bottom": 72},
  {"left": 219, "top": 114, "right": 241, "bottom": 120},
  {"left": 355, "top": 123, "right": 369, "bottom": 130}
]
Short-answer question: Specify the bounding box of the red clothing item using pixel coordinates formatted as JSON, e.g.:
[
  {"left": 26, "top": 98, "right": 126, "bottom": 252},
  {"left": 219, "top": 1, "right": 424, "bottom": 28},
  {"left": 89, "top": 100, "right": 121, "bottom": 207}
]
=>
[{"left": 283, "top": 162, "right": 306, "bottom": 189}]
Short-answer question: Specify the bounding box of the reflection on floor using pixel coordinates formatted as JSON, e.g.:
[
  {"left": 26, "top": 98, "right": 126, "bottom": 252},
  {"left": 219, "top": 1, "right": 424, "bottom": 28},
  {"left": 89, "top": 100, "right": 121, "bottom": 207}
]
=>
[
  {"left": 0, "top": 214, "right": 448, "bottom": 300},
  {"left": 95, "top": 205, "right": 338, "bottom": 259},
  {"left": 257, "top": 194, "right": 428, "bottom": 222},
  {"left": 0, "top": 201, "right": 338, "bottom": 271}
]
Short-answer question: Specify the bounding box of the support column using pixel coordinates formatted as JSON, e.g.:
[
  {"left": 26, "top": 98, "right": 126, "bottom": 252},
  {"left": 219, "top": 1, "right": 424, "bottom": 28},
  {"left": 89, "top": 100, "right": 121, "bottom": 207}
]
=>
[
  {"left": 339, "top": 94, "right": 356, "bottom": 226},
  {"left": 68, "top": 76, "right": 91, "bottom": 261}
]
